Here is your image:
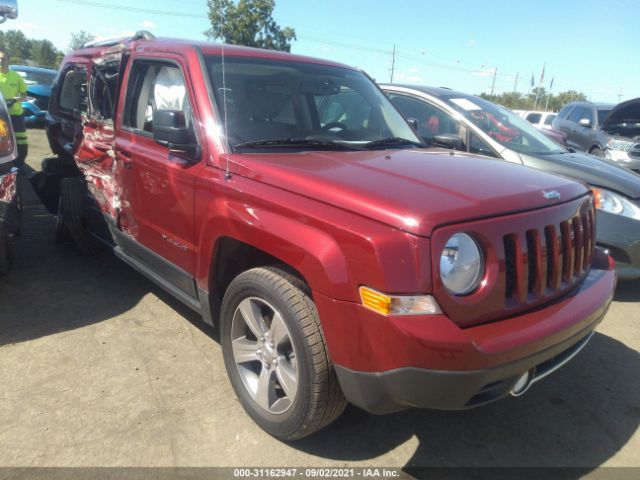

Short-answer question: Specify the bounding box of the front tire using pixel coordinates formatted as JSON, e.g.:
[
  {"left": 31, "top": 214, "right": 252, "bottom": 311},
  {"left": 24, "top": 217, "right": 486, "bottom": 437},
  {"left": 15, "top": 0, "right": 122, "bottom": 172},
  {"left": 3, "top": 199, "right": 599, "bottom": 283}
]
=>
[{"left": 220, "top": 267, "right": 346, "bottom": 440}]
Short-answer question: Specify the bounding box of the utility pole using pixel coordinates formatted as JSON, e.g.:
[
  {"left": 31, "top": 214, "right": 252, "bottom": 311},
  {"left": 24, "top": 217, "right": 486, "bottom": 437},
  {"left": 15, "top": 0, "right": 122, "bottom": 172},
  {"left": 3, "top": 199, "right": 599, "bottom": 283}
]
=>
[
  {"left": 534, "top": 63, "right": 545, "bottom": 110},
  {"left": 618, "top": 87, "right": 623, "bottom": 103},
  {"left": 390, "top": 44, "right": 396, "bottom": 83},
  {"left": 490, "top": 67, "right": 497, "bottom": 99},
  {"left": 512, "top": 72, "right": 519, "bottom": 94},
  {"left": 544, "top": 92, "right": 550, "bottom": 112},
  {"left": 544, "top": 76, "right": 553, "bottom": 112}
]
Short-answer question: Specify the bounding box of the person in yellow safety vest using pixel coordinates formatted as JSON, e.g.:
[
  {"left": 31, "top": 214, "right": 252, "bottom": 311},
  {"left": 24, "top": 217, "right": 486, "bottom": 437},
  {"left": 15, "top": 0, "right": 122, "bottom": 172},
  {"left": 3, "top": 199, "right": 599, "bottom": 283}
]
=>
[{"left": 0, "top": 50, "right": 27, "bottom": 170}]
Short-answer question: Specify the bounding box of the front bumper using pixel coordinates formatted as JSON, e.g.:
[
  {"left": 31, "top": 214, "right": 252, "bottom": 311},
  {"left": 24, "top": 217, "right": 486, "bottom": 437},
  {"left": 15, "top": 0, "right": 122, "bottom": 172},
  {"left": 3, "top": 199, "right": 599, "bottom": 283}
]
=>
[
  {"left": 604, "top": 149, "right": 640, "bottom": 172},
  {"left": 316, "top": 249, "right": 615, "bottom": 414},
  {"left": 334, "top": 324, "right": 602, "bottom": 414},
  {"left": 596, "top": 210, "right": 640, "bottom": 280}
]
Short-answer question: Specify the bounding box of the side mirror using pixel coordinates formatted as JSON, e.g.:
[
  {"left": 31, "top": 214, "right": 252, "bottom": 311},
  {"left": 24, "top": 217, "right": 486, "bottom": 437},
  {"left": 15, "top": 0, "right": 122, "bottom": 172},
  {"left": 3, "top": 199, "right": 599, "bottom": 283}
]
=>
[
  {"left": 578, "top": 118, "right": 592, "bottom": 128},
  {"left": 0, "top": 0, "right": 17, "bottom": 24},
  {"left": 407, "top": 117, "right": 419, "bottom": 131},
  {"left": 153, "top": 110, "right": 200, "bottom": 162},
  {"left": 433, "top": 133, "right": 464, "bottom": 150}
]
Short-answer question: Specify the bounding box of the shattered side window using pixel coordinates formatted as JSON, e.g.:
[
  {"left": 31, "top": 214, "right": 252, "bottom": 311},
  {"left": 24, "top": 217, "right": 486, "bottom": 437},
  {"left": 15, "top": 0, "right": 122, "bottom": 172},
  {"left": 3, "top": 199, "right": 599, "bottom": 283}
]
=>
[{"left": 90, "top": 63, "right": 119, "bottom": 121}]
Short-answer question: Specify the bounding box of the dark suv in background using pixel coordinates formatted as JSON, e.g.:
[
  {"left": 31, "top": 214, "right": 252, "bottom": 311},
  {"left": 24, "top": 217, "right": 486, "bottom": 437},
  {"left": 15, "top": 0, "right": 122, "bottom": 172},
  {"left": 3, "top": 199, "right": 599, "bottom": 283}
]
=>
[
  {"left": 553, "top": 100, "right": 640, "bottom": 172},
  {"left": 553, "top": 101, "right": 612, "bottom": 156}
]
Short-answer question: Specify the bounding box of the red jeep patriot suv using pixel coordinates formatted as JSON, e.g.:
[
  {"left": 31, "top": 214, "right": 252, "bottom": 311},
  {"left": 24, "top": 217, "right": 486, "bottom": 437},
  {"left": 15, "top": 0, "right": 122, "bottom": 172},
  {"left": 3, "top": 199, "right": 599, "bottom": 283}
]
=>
[{"left": 43, "top": 33, "right": 615, "bottom": 440}]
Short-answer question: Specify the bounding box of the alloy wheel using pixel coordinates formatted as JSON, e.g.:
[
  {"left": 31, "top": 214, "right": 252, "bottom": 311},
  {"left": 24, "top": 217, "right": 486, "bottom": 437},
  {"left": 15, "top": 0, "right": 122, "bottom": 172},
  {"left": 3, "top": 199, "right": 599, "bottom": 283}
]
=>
[{"left": 230, "top": 296, "right": 299, "bottom": 414}]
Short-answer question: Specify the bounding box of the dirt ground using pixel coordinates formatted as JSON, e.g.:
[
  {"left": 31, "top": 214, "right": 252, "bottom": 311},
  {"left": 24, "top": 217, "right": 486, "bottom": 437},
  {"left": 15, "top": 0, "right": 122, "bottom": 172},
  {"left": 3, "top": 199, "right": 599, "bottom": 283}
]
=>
[{"left": 0, "top": 129, "right": 639, "bottom": 470}]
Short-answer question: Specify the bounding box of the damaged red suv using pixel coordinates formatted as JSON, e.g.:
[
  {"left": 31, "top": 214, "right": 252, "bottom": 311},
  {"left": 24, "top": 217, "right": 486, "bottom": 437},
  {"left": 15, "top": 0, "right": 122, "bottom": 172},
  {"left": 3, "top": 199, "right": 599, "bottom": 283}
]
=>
[{"left": 42, "top": 33, "right": 616, "bottom": 439}]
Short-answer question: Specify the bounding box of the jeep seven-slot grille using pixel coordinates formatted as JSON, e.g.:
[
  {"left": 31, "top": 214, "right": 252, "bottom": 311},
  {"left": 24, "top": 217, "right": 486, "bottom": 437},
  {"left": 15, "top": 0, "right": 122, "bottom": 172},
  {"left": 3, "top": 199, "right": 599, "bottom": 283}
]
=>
[{"left": 503, "top": 207, "right": 595, "bottom": 306}]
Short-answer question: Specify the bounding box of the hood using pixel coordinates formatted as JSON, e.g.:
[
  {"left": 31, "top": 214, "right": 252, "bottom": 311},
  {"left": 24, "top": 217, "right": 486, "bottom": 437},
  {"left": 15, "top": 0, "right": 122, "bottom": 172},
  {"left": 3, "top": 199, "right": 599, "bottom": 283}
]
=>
[
  {"left": 521, "top": 150, "right": 640, "bottom": 199},
  {"left": 601, "top": 97, "right": 640, "bottom": 138},
  {"left": 229, "top": 149, "right": 587, "bottom": 237},
  {"left": 26, "top": 85, "right": 51, "bottom": 98}
]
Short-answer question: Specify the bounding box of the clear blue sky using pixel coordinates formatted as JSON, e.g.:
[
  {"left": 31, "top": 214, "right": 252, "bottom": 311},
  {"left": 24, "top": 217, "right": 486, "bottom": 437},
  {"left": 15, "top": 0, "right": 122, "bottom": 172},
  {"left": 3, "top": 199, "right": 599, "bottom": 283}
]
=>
[{"left": 10, "top": 0, "right": 640, "bottom": 104}]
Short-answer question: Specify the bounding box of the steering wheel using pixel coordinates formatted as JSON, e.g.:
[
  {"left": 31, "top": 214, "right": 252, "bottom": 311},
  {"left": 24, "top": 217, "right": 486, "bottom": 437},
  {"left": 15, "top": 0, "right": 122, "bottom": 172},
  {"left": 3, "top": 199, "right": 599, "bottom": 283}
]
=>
[{"left": 321, "top": 122, "right": 347, "bottom": 132}]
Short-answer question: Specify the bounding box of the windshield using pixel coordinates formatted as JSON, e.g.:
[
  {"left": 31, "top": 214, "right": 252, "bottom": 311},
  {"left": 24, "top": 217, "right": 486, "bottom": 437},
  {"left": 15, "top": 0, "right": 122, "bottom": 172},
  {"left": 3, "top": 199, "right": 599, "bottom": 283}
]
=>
[
  {"left": 205, "top": 55, "right": 420, "bottom": 151},
  {"left": 12, "top": 68, "right": 56, "bottom": 86},
  {"left": 444, "top": 95, "right": 565, "bottom": 155}
]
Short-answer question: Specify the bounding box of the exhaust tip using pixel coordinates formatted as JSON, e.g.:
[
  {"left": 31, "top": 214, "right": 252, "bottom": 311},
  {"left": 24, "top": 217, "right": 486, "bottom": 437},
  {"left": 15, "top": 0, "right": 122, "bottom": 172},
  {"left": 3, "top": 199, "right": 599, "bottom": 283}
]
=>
[{"left": 510, "top": 370, "right": 533, "bottom": 397}]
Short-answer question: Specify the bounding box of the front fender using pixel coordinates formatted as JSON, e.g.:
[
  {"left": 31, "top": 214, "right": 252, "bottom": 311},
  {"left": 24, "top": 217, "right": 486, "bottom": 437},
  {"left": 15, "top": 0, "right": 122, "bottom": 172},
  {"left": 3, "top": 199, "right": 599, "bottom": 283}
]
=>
[{"left": 194, "top": 170, "right": 432, "bottom": 301}]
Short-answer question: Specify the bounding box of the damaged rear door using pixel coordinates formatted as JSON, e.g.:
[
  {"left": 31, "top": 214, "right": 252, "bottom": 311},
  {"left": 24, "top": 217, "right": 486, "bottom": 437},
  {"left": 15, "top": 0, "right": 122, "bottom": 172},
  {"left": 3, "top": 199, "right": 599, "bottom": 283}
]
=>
[{"left": 74, "top": 47, "right": 124, "bottom": 234}]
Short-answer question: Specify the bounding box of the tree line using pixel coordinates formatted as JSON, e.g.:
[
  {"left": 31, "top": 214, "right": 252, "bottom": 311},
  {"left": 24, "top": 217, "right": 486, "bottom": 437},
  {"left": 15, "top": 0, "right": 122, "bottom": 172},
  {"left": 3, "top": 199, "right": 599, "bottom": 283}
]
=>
[
  {"left": 0, "top": 30, "right": 95, "bottom": 69},
  {"left": 478, "top": 88, "right": 588, "bottom": 113},
  {"left": 0, "top": 30, "right": 62, "bottom": 68}
]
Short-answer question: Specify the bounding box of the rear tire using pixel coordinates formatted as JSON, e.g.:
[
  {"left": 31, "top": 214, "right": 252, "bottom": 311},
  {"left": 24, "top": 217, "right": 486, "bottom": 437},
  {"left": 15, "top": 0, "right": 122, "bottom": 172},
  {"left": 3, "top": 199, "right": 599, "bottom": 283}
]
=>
[
  {"left": 590, "top": 146, "right": 603, "bottom": 157},
  {"left": 59, "top": 177, "right": 95, "bottom": 255},
  {"left": 220, "top": 266, "right": 347, "bottom": 440}
]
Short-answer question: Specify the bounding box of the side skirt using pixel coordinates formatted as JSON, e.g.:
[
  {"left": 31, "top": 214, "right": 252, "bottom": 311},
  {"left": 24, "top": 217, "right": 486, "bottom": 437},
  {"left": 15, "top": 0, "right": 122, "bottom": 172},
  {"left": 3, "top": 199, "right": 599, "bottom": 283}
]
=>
[{"left": 97, "top": 216, "right": 217, "bottom": 326}]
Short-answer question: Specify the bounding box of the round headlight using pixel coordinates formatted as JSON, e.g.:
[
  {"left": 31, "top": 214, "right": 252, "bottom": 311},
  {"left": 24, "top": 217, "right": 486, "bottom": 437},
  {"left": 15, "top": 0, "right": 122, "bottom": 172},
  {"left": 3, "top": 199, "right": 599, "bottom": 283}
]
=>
[{"left": 440, "top": 233, "right": 484, "bottom": 295}]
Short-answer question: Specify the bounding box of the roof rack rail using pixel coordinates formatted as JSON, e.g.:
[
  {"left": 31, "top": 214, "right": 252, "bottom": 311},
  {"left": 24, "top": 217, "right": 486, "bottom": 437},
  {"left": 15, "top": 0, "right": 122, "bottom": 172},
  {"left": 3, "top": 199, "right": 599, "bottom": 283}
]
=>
[{"left": 82, "top": 30, "right": 155, "bottom": 49}]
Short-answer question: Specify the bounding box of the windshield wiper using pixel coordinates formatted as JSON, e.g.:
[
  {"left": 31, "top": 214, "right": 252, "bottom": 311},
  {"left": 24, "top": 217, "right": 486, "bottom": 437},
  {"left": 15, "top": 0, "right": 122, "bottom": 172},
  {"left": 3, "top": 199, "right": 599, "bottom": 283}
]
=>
[
  {"left": 361, "top": 137, "right": 426, "bottom": 150},
  {"left": 233, "top": 138, "right": 360, "bottom": 151}
]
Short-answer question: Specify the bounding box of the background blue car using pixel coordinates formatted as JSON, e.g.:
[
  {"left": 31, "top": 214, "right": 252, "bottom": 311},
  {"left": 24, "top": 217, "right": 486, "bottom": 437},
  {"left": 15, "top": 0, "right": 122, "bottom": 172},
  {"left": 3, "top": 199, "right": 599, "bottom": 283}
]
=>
[{"left": 9, "top": 64, "right": 57, "bottom": 128}]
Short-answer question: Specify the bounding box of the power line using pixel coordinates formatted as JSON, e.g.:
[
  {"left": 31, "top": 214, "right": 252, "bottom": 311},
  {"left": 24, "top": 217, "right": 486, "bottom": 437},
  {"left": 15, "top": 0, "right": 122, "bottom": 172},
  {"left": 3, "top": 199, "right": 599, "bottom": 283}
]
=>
[
  {"left": 55, "top": 0, "right": 207, "bottom": 19},
  {"left": 299, "top": 35, "right": 502, "bottom": 78},
  {"left": 297, "top": 34, "right": 392, "bottom": 56}
]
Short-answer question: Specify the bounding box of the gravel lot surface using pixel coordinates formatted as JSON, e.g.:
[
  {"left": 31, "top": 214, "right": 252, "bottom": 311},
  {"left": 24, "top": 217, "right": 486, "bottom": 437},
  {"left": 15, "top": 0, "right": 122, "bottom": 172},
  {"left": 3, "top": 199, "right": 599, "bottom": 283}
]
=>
[{"left": 1, "top": 130, "right": 639, "bottom": 471}]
